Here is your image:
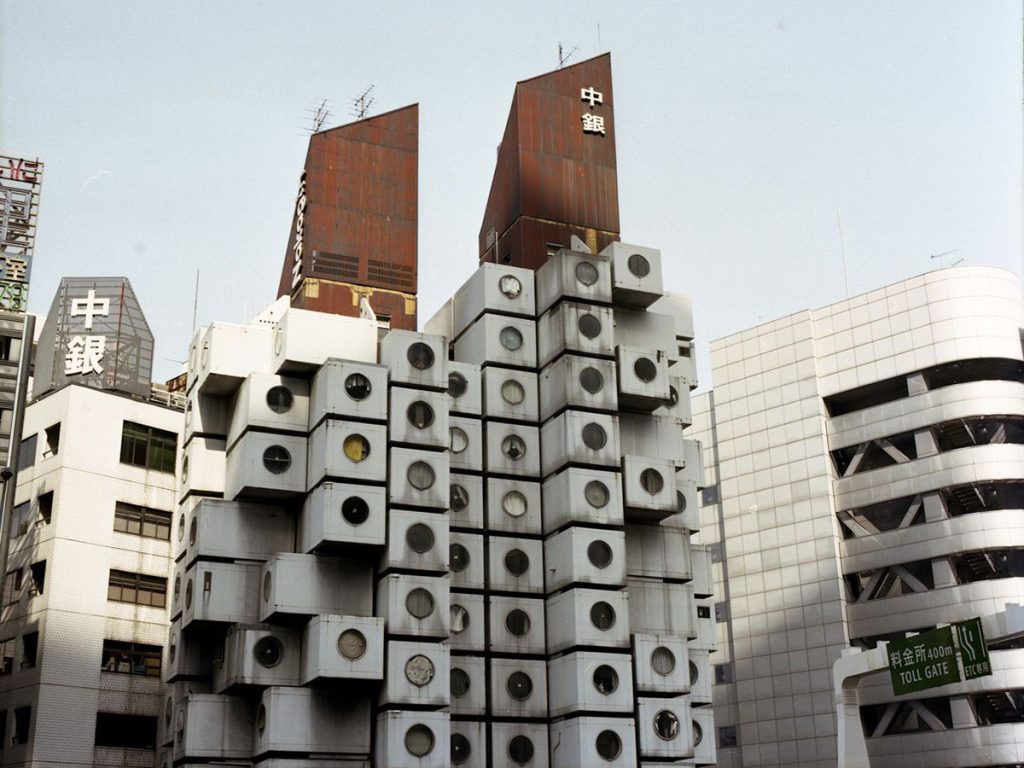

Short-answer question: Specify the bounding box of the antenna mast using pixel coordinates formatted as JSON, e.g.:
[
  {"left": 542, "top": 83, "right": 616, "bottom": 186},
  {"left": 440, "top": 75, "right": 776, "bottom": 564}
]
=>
[
  {"left": 558, "top": 43, "right": 578, "bottom": 69},
  {"left": 351, "top": 85, "right": 376, "bottom": 120},
  {"left": 302, "top": 99, "right": 332, "bottom": 134}
]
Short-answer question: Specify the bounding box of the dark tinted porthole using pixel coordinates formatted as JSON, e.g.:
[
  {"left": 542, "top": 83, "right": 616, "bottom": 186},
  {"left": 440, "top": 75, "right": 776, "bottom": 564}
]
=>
[
  {"left": 689, "top": 659, "right": 699, "bottom": 685},
  {"left": 253, "top": 636, "right": 283, "bottom": 668},
  {"left": 505, "top": 609, "right": 531, "bottom": 636},
  {"left": 188, "top": 517, "right": 197, "bottom": 546},
  {"left": 173, "top": 575, "right": 181, "bottom": 603},
  {"left": 640, "top": 468, "right": 664, "bottom": 494},
  {"left": 677, "top": 491, "right": 687, "bottom": 512},
  {"left": 692, "top": 721, "right": 703, "bottom": 746},
  {"left": 343, "top": 434, "right": 370, "bottom": 462},
  {"left": 265, "top": 385, "right": 294, "bottom": 414},
  {"left": 587, "top": 540, "right": 613, "bottom": 568},
  {"left": 178, "top": 515, "right": 186, "bottom": 542},
  {"left": 407, "top": 343, "right": 435, "bottom": 371},
  {"left": 651, "top": 646, "right": 676, "bottom": 676},
  {"left": 405, "top": 588, "right": 435, "bottom": 619},
  {"left": 633, "top": 357, "right": 658, "bottom": 383},
  {"left": 448, "top": 371, "right": 468, "bottom": 398},
  {"left": 451, "top": 668, "right": 471, "bottom": 698},
  {"left": 451, "top": 733, "right": 471, "bottom": 764},
  {"left": 406, "top": 523, "right": 435, "bottom": 554},
  {"left": 185, "top": 579, "right": 194, "bottom": 609},
  {"left": 262, "top": 572, "right": 271, "bottom": 602},
  {"left": 504, "top": 548, "right": 530, "bottom": 577},
  {"left": 582, "top": 422, "right": 607, "bottom": 450},
  {"left": 578, "top": 313, "right": 602, "bottom": 339},
  {"left": 585, "top": 480, "right": 610, "bottom": 508},
  {"left": 653, "top": 710, "right": 680, "bottom": 741},
  {"left": 256, "top": 704, "right": 266, "bottom": 735},
  {"left": 593, "top": 664, "right": 619, "bottom": 694},
  {"left": 262, "top": 445, "right": 291, "bottom": 474},
  {"left": 575, "top": 260, "right": 599, "bottom": 286},
  {"left": 667, "top": 385, "right": 679, "bottom": 407},
  {"left": 628, "top": 253, "right": 651, "bottom": 278},
  {"left": 590, "top": 601, "right": 616, "bottom": 631},
  {"left": 341, "top": 496, "right": 370, "bottom": 525},
  {"left": 507, "top": 735, "right": 534, "bottom": 765},
  {"left": 506, "top": 671, "right": 533, "bottom": 701},
  {"left": 595, "top": 729, "right": 622, "bottom": 760},
  {"left": 450, "top": 543, "right": 470, "bottom": 572},
  {"left": 344, "top": 372, "right": 372, "bottom": 400},
  {"left": 579, "top": 366, "right": 604, "bottom": 394},
  {"left": 450, "top": 483, "right": 469, "bottom": 511},
  {"left": 404, "top": 724, "right": 435, "bottom": 757},
  {"left": 407, "top": 461, "right": 436, "bottom": 490},
  {"left": 502, "top": 434, "right": 526, "bottom": 461},
  {"left": 407, "top": 401, "right": 435, "bottom": 429}
]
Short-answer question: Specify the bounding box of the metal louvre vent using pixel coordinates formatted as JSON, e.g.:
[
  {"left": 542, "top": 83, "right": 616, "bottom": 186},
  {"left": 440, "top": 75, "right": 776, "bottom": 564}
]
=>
[
  {"left": 368, "top": 260, "right": 414, "bottom": 291},
  {"left": 310, "top": 250, "right": 360, "bottom": 281}
]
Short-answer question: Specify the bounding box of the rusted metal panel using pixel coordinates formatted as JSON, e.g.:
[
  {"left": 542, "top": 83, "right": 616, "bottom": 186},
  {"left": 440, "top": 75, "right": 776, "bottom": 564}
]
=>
[{"left": 291, "top": 278, "right": 417, "bottom": 332}]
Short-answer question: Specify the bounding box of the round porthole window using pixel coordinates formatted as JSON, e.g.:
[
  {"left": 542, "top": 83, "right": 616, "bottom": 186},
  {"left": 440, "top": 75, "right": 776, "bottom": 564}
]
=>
[
  {"left": 499, "top": 326, "right": 523, "bottom": 351},
  {"left": 667, "top": 385, "right": 679, "bottom": 407},
  {"left": 169, "top": 634, "right": 177, "bottom": 664},
  {"left": 628, "top": 253, "right": 651, "bottom": 278},
  {"left": 181, "top": 456, "right": 190, "bottom": 482},
  {"left": 184, "top": 399, "right": 193, "bottom": 426},
  {"left": 450, "top": 427, "right": 468, "bottom": 454},
  {"left": 407, "top": 343, "right": 435, "bottom": 371},
  {"left": 174, "top": 574, "right": 181, "bottom": 604},
  {"left": 504, "top": 548, "right": 530, "bottom": 577},
  {"left": 450, "top": 484, "right": 469, "bottom": 511},
  {"left": 451, "top": 668, "right": 471, "bottom": 698},
  {"left": 407, "top": 461, "right": 436, "bottom": 490},
  {"left": 342, "top": 434, "right": 370, "bottom": 462},
  {"left": 508, "top": 735, "right": 534, "bottom": 765},
  {"left": 262, "top": 572, "right": 271, "bottom": 602},
  {"left": 178, "top": 515, "right": 186, "bottom": 542},
  {"left": 640, "top": 467, "right": 664, "bottom": 494},
  {"left": 253, "top": 636, "right": 283, "bottom": 668},
  {"left": 341, "top": 496, "right": 370, "bottom": 525},
  {"left": 266, "top": 385, "right": 294, "bottom": 414},
  {"left": 499, "top": 274, "right": 522, "bottom": 299},
  {"left": 502, "top": 434, "right": 526, "bottom": 461},
  {"left": 506, "top": 671, "right": 533, "bottom": 701},
  {"left": 405, "top": 654, "right": 435, "bottom": 687},
  {"left": 653, "top": 710, "right": 680, "bottom": 741},
  {"left": 273, "top": 329, "right": 284, "bottom": 355},
  {"left": 255, "top": 704, "right": 267, "bottom": 735},
  {"left": 262, "top": 445, "right": 292, "bottom": 474},
  {"left": 692, "top": 721, "right": 703, "bottom": 746},
  {"left": 651, "top": 646, "right": 676, "bottom": 676},
  {"left": 451, "top": 733, "right": 472, "bottom": 764},
  {"left": 593, "top": 665, "right": 619, "bottom": 694},
  {"left": 575, "top": 260, "right": 599, "bottom": 286},
  {"left": 585, "top": 480, "right": 610, "bottom": 508},
  {"left": 405, "top": 724, "right": 435, "bottom": 757},
  {"left": 579, "top": 366, "right": 604, "bottom": 393},
  {"left": 344, "top": 372, "right": 372, "bottom": 400},
  {"left": 578, "top": 313, "right": 602, "bottom": 339},
  {"left": 689, "top": 659, "right": 699, "bottom": 685},
  {"left": 448, "top": 371, "right": 468, "bottom": 398},
  {"left": 677, "top": 491, "right": 687, "bottom": 512},
  {"left": 189, "top": 517, "right": 197, "bottom": 546},
  {"left": 501, "top": 379, "right": 526, "bottom": 405},
  {"left": 505, "top": 608, "right": 531, "bottom": 637},
  {"left": 337, "top": 629, "right": 367, "bottom": 660},
  {"left": 587, "top": 540, "right": 613, "bottom": 568},
  {"left": 450, "top": 543, "right": 470, "bottom": 572},
  {"left": 407, "top": 401, "right": 435, "bottom": 429},
  {"left": 164, "top": 697, "right": 173, "bottom": 726},
  {"left": 502, "top": 490, "right": 527, "bottom": 518},
  {"left": 596, "top": 730, "right": 622, "bottom": 760},
  {"left": 450, "top": 604, "right": 470, "bottom": 634},
  {"left": 582, "top": 422, "right": 607, "bottom": 450},
  {"left": 184, "top": 579, "right": 193, "bottom": 609},
  {"left": 633, "top": 357, "right": 658, "bottom": 383},
  {"left": 590, "top": 601, "right": 616, "bottom": 631},
  {"left": 405, "top": 588, "right": 435, "bottom": 619},
  {"left": 406, "top": 523, "right": 435, "bottom": 553},
  {"left": 200, "top": 341, "right": 210, "bottom": 369}
]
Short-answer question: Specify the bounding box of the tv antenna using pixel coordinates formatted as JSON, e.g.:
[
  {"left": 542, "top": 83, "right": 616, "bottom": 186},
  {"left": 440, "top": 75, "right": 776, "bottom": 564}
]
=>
[
  {"left": 930, "top": 249, "right": 963, "bottom": 266},
  {"left": 558, "top": 43, "right": 578, "bottom": 69},
  {"left": 303, "top": 99, "right": 332, "bottom": 134},
  {"left": 350, "top": 85, "right": 375, "bottom": 120}
]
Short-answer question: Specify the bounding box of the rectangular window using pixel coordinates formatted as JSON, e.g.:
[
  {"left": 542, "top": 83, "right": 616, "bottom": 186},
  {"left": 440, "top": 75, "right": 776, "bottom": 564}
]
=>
[
  {"left": 701, "top": 484, "right": 720, "bottom": 506},
  {"left": 8, "top": 503, "right": 28, "bottom": 538},
  {"left": 94, "top": 712, "right": 157, "bottom": 749},
  {"left": 0, "top": 639, "right": 13, "bottom": 675},
  {"left": 101, "top": 640, "right": 161, "bottom": 677},
  {"left": 3, "top": 570, "right": 21, "bottom": 606},
  {"left": 697, "top": 605, "right": 711, "bottom": 619},
  {"left": 718, "top": 725, "right": 739, "bottom": 748},
  {"left": 42, "top": 424, "right": 60, "bottom": 459},
  {"left": 17, "top": 435, "right": 35, "bottom": 470},
  {"left": 38, "top": 493, "right": 52, "bottom": 525},
  {"left": 20, "top": 633, "right": 37, "bottom": 670},
  {"left": 113, "top": 502, "right": 172, "bottom": 541},
  {"left": 0, "top": 335, "right": 18, "bottom": 361},
  {"left": 0, "top": 709, "right": 6, "bottom": 748},
  {"left": 12, "top": 707, "right": 29, "bottom": 746},
  {"left": 27, "top": 562, "right": 44, "bottom": 596},
  {"left": 107, "top": 570, "right": 166, "bottom": 608},
  {"left": 120, "top": 422, "right": 177, "bottom": 474},
  {"left": 714, "top": 662, "right": 733, "bottom": 684},
  {"left": 709, "top": 541, "right": 724, "bottom": 564},
  {"left": 714, "top": 601, "right": 730, "bottom": 622}
]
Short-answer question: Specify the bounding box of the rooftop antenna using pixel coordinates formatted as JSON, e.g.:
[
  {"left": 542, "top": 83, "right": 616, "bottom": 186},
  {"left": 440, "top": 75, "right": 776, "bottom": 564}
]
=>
[
  {"left": 350, "top": 85, "right": 375, "bottom": 120},
  {"left": 191, "top": 268, "right": 199, "bottom": 335},
  {"left": 302, "top": 99, "right": 332, "bottom": 134},
  {"left": 558, "top": 43, "right": 578, "bottom": 69},
  {"left": 836, "top": 207, "right": 850, "bottom": 299},
  {"left": 930, "top": 249, "right": 962, "bottom": 266}
]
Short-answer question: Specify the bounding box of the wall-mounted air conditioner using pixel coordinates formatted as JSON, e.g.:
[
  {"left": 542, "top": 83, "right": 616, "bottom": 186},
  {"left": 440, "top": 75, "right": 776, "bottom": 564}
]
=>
[
  {"left": 453, "top": 314, "right": 537, "bottom": 370},
  {"left": 179, "top": 437, "right": 226, "bottom": 503},
  {"left": 538, "top": 354, "right": 618, "bottom": 423},
  {"left": 377, "top": 573, "right": 450, "bottom": 639},
  {"left": 483, "top": 422, "right": 540, "bottom": 478},
  {"left": 548, "top": 716, "right": 637, "bottom": 768},
  {"left": 380, "top": 508, "right": 449, "bottom": 574},
  {"left": 449, "top": 655, "right": 486, "bottom": 716},
  {"left": 541, "top": 468, "right": 623, "bottom": 533},
  {"left": 449, "top": 592, "right": 485, "bottom": 652},
  {"left": 301, "top": 614, "right": 384, "bottom": 684},
  {"left": 535, "top": 249, "right": 612, "bottom": 314},
  {"left": 450, "top": 718, "right": 486, "bottom": 768},
  {"left": 487, "top": 535, "right": 544, "bottom": 595},
  {"left": 626, "top": 579, "right": 695, "bottom": 639},
  {"left": 160, "top": 680, "right": 210, "bottom": 747},
  {"left": 389, "top": 386, "right": 450, "bottom": 449},
  {"left": 449, "top": 416, "right": 484, "bottom": 474},
  {"left": 184, "top": 390, "right": 229, "bottom": 444},
  {"left": 260, "top": 554, "right": 373, "bottom": 623},
  {"left": 537, "top": 302, "right": 614, "bottom": 368},
  {"left": 488, "top": 657, "right": 548, "bottom": 718},
  {"left": 615, "top": 346, "right": 670, "bottom": 412},
  {"left": 688, "top": 649, "right": 713, "bottom": 705},
  {"left": 185, "top": 498, "right": 292, "bottom": 566},
  {"left": 447, "top": 360, "right": 482, "bottom": 417},
  {"left": 633, "top": 633, "right": 690, "bottom": 696},
  {"left": 449, "top": 473, "right": 484, "bottom": 530},
  {"left": 379, "top": 640, "right": 450, "bottom": 708},
  {"left": 379, "top": 330, "right": 448, "bottom": 391},
  {"left": 299, "top": 481, "right": 386, "bottom": 553},
  {"left": 225, "top": 431, "right": 307, "bottom": 500},
  {"left": 272, "top": 307, "right": 377, "bottom": 375},
  {"left": 636, "top": 696, "right": 692, "bottom": 760},
  {"left": 481, "top": 367, "right": 539, "bottom": 423},
  {"left": 309, "top": 359, "right": 389, "bottom": 428},
  {"left": 486, "top": 595, "right": 545, "bottom": 655},
  {"left": 490, "top": 722, "right": 549, "bottom": 768},
  {"left": 601, "top": 242, "right": 664, "bottom": 309},
  {"left": 484, "top": 477, "right": 542, "bottom": 535},
  {"left": 452, "top": 263, "right": 536, "bottom": 339},
  {"left": 253, "top": 685, "right": 372, "bottom": 757},
  {"left": 545, "top": 588, "right": 630, "bottom": 654},
  {"left": 389, "top": 447, "right": 450, "bottom": 510},
  {"left": 624, "top": 524, "right": 691, "bottom": 582},
  {"left": 621, "top": 456, "right": 677, "bottom": 522},
  {"left": 374, "top": 710, "right": 449, "bottom": 768},
  {"left": 172, "top": 693, "right": 253, "bottom": 762},
  {"left": 307, "top": 419, "right": 387, "bottom": 491},
  {"left": 226, "top": 373, "right": 309, "bottom": 450},
  {"left": 212, "top": 624, "right": 301, "bottom": 693},
  {"left": 544, "top": 527, "right": 626, "bottom": 594},
  {"left": 449, "top": 532, "right": 484, "bottom": 590},
  {"left": 181, "top": 561, "right": 261, "bottom": 628},
  {"left": 547, "top": 652, "right": 635, "bottom": 718},
  {"left": 539, "top": 410, "right": 620, "bottom": 478},
  {"left": 191, "top": 322, "right": 274, "bottom": 396},
  {"left": 691, "top": 703, "right": 717, "bottom": 765}
]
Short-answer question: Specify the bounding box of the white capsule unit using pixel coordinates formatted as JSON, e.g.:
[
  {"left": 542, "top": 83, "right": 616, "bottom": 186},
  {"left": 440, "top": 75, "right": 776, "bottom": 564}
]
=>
[
  {"left": 690, "top": 598, "right": 717, "bottom": 652},
  {"left": 621, "top": 456, "right": 677, "bottom": 522},
  {"left": 636, "top": 697, "right": 692, "bottom": 760},
  {"left": 299, "top": 481, "right": 386, "bottom": 553},
  {"left": 672, "top": 477, "right": 700, "bottom": 532},
  {"left": 301, "top": 615, "right": 384, "bottom": 684},
  {"left": 225, "top": 432, "right": 307, "bottom": 500},
  {"left": 615, "top": 347, "right": 670, "bottom": 411},
  {"left": 624, "top": 524, "right": 691, "bottom": 582},
  {"left": 260, "top": 554, "right": 373, "bottom": 622},
  {"left": 481, "top": 367, "right": 539, "bottom": 423},
  {"left": 535, "top": 248, "right": 613, "bottom": 314},
  {"left": 485, "top": 477, "right": 542, "bottom": 535},
  {"left": 185, "top": 499, "right": 292, "bottom": 566},
  {"left": 182, "top": 561, "right": 262, "bottom": 628},
  {"left": 166, "top": 619, "right": 214, "bottom": 681},
  {"left": 309, "top": 359, "right": 389, "bottom": 427},
  {"left": 487, "top": 596, "right": 546, "bottom": 655},
  {"left": 487, "top": 536, "right": 544, "bottom": 595},
  {"left": 680, "top": 438, "right": 704, "bottom": 485},
  {"left": 184, "top": 390, "right": 229, "bottom": 443},
  {"left": 449, "top": 473, "right": 484, "bottom": 530},
  {"left": 449, "top": 655, "right": 486, "bottom": 716},
  {"left": 690, "top": 546, "right": 713, "bottom": 599},
  {"left": 544, "top": 528, "right": 626, "bottom": 593},
  {"left": 602, "top": 241, "right": 664, "bottom": 309},
  {"left": 450, "top": 718, "right": 486, "bottom": 768},
  {"left": 179, "top": 437, "right": 226, "bottom": 502},
  {"left": 490, "top": 722, "right": 549, "bottom": 768},
  {"left": 548, "top": 716, "right": 638, "bottom": 768},
  {"left": 449, "top": 532, "right": 484, "bottom": 590},
  {"left": 453, "top": 314, "right": 537, "bottom": 370},
  {"left": 389, "top": 387, "right": 450, "bottom": 449},
  {"left": 389, "top": 448, "right": 450, "bottom": 510},
  {"left": 172, "top": 693, "right": 253, "bottom": 762},
  {"left": 379, "top": 640, "right": 450, "bottom": 708},
  {"left": 452, "top": 263, "right": 536, "bottom": 335},
  {"left": 626, "top": 579, "right": 695, "bottom": 638},
  {"left": 538, "top": 354, "right": 618, "bottom": 422},
  {"left": 307, "top": 419, "right": 387, "bottom": 490},
  {"left": 484, "top": 422, "right": 540, "bottom": 478},
  {"left": 612, "top": 307, "right": 676, "bottom": 352},
  {"left": 688, "top": 649, "right": 713, "bottom": 704},
  {"left": 547, "top": 652, "right": 635, "bottom": 718},
  {"left": 545, "top": 588, "right": 630, "bottom": 654},
  {"left": 192, "top": 322, "right": 274, "bottom": 396},
  {"left": 449, "top": 592, "right": 485, "bottom": 652},
  {"left": 449, "top": 417, "right": 484, "bottom": 474},
  {"left": 539, "top": 410, "right": 620, "bottom": 478},
  {"left": 253, "top": 686, "right": 372, "bottom": 757},
  {"left": 691, "top": 705, "right": 717, "bottom": 765},
  {"left": 489, "top": 658, "right": 548, "bottom": 718},
  {"left": 537, "top": 301, "right": 614, "bottom": 368},
  {"left": 542, "top": 468, "right": 624, "bottom": 533},
  {"left": 381, "top": 509, "right": 449, "bottom": 574},
  {"left": 272, "top": 307, "right": 377, "bottom": 374},
  {"left": 632, "top": 634, "right": 690, "bottom": 695},
  {"left": 160, "top": 681, "right": 210, "bottom": 747},
  {"left": 380, "top": 330, "right": 448, "bottom": 391},
  {"left": 619, "top": 415, "right": 686, "bottom": 467},
  {"left": 374, "top": 710, "right": 450, "bottom": 768},
  {"left": 226, "top": 373, "right": 310, "bottom": 450},
  {"left": 377, "top": 574, "right": 450, "bottom": 639},
  {"left": 170, "top": 558, "right": 187, "bottom": 621},
  {"left": 655, "top": 373, "right": 693, "bottom": 426},
  {"left": 212, "top": 624, "right": 301, "bottom": 693},
  {"left": 447, "top": 360, "right": 483, "bottom": 417}
]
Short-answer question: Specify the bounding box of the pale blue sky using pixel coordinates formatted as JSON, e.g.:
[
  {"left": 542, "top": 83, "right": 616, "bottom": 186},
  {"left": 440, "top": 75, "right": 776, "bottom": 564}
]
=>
[{"left": 2, "top": 1, "right": 1021, "bottom": 385}]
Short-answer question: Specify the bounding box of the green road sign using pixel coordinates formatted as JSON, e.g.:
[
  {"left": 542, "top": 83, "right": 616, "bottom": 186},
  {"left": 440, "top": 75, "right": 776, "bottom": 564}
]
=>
[
  {"left": 887, "top": 626, "right": 961, "bottom": 695},
  {"left": 954, "top": 617, "right": 992, "bottom": 681}
]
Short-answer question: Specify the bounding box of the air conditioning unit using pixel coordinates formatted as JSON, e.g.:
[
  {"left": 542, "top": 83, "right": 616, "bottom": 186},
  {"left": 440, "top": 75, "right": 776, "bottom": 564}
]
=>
[
  {"left": 654, "top": 374, "right": 693, "bottom": 426},
  {"left": 379, "top": 640, "right": 450, "bottom": 708},
  {"left": 307, "top": 419, "right": 387, "bottom": 491},
  {"left": 615, "top": 347, "right": 670, "bottom": 412},
  {"left": 535, "top": 249, "right": 613, "bottom": 314},
  {"left": 544, "top": 527, "right": 626, "bottom": 593},
  {"left": 547, "top": 652, "right": 635, "bottom": 718},
  {"left": 184, "top": 390, "right": 229, "bottom": 444},
  {"left": 449, "top": 532, "right": 484, "bottom": 589},
  {"left": 179, "top": 437, "right": 226, "bottom": 503},
  {"left": 539, "top": 410, "right": 620, "bottom": 478},
  {"left": 452, "top": 263, "right": 536, "bottom": 339},
  {"left": 192, "top": 322, "right": 274, "bottom": 396},
  {"left": 212, "top": 624, "right": 301, "bottom": 693},
  {"left": 377, "top": 574, "right": 450, "bottom": 639},
  {"left": 481, "top": 367, "right": 539, "bottom": 423},
  {"left": 309, "top": 359, "right": 389, "bottom": 428},
  {"left": 545, "top": 588, "right": 630, "bottom": 654},
  {"left": 690, "top": 599, "right": 716, "bottom": 653},
  {"left": 226, "top": 373, "right": 310, "bottom": 450},
  {"left": 449, "top": 473, "right": 484, "bottom": 530},
  {"left": 447, "top": 361, "right": 482, "bottom": 417},
  {"left": 537, "top": 302, "right": 614, "bottom": 368},
  {"left": 273, "top": 307, "right": 377, "bottom": 374},
  {"left": 301, "top": 614, "right": 384, "bottom": 684},
  {"left": 253, "top": 686, "right": 372, "bottom": 757},
  {"left": 299, "top": 481, "right": 386, "bottom": 553},
  {"left": 489, "top": 657, "right": 548, "bottom": 718},
  {"left": 632, "top": 633, "right": 690, "bottom": 695},
  {"left": 165, "top": 619, "right": 216, "bottom": 682},
  {"left": 449, "top": 592, "right": 485, "bottom": 652},
  {"left": 624, "top": 524, "right": 691, "bottom": 582},
  {"left": 389, "top": 448, "right": 450, "bottom": 510},
  {"left": 636, "top": 696, "right": 692, "bottom": 760},
  {"left": 449, "top": 655, "right": 486, "bottom": 716},
  {"left": 621, "top": 456, "right": 678, "bottom": 522},
  {"left": 688, "top": 649, "right": 713, "bottom": 704},
  {"left": 389, "top": 387, "right": 450, "bottom": 449},
  {"left": 618, "top": 415, "right": 686, "bottom": 467},
  {"left": 160, "top": 681, "right": 210, "bottom": 747},
  {"left": 487, "top": 595, "right": 545, "bottom": 655},
  {"left": 374, "top": 710, "right": 449, "bottom": 768},
  {"left": 379, "top": 330, "right": 448, "bottom": 391},
  {"left": 487, "top": 536, "right": 544, "bottom": 595},
  {"left": 225, "top": 432, "right": 307, "bottom": 500},
  {"left": 548, "top": 716, "right": 637, "bottom": 768},
  {"left": 484, "top": 422, "right": 540, "bottom": 478},
  {"left": 484, "top": 477, "right": 542, "bottom": 535},
  {"left": 689, "top": 546, "right": 712, "bottom": 599},
  {"left": 490, "top": 722, "right": 549, "bottom": 768},
  {"left": 449, "top": 417, "right": 484, "bottom": 474},
  {"left": 380, "top": 509, "right": 449, "bottom": 574},
  {"left": 182, "top": 561, "right": 262, "bottom": 628},
  {"left": 538, "top": 354, "right": 618, "bottom": 423},
  {"left": 626, "top": 579, "right": 695, "bottom": 639},
  {"left": 185, "top": 498, "right": 292, "bottom": 566},
  {"left": 450, "top": 718, "right": 486, "bottom": 768},
  {"left": 611, "top": 307, "right": 676, "bottom": 352},
  {"left": 172, "top": 693, "right": 253, "bottom": 762},
  {"left": 691, "top": 704, "right": 717, "bottom": 765},
  {"left": 541, "top": 468, "right": 623, "bottom": 533},
  {"left": 260, "top": 554, "right": 372, "bottom": 623},
  {"left": 453, "top": 314, "right": 537, "bottom": 370},
  {"left": 602, "top": 242, "right": 664, "bottom": 309}
]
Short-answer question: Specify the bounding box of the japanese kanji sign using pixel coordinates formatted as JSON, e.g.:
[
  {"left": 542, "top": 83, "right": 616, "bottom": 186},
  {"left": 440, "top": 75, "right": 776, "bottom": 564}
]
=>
[
  {"left": 887, "top": 626, "right": 961, "bottom": 695},
  {"left": 954, "top": 617, "right": 992, "bottom": 681},
  {"left": 0, "top": 154, "right": 43, "bottom": 312},
  {"left": 580, "top": 85, "right": 608, "bottom": 135},
  {"left": 64, "top": 289, "right": 111, "bottom": 376}
]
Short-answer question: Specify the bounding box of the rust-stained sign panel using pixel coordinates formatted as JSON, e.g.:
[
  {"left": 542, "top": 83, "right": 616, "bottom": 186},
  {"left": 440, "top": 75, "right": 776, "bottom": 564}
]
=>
[{"left": 0, "top": 155, "right": 44, "bottom": 312}]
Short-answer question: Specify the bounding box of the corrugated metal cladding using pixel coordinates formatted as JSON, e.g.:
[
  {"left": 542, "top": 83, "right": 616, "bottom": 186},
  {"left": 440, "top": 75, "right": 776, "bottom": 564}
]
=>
[
  {"left": 479, "top": 53, "right": 620, "bottom": 270},
  {"left": 278, "top": 104, "right": 418, "bottom": 326}
]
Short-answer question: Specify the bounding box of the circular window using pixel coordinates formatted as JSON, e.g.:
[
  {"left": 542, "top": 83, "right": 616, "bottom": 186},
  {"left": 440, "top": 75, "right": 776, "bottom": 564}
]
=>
[
  {"left": 164, "top": 696, "right": 173, "bottom": 726},
  {"left": 266, "top": 385, "right": 294, "bottom": 414},
  {"left": 653, "top": 710, "right": 680, "bottom": 741},
  {"left": 178, "top": 515, "right": 186, "bottom": 543},
  {"left": 575, "top": 260, "right": 599, "bottom": 286},
  {"left": 407, "top": 401, "right": 435, "bottom": 429},
  {"left": 502, "top": 490, "right": 528, "bottom": 518},
  {"left": 200, "top": 341, "right": 210, "bottom": 369},
  {"left": 405, "top": 654, "right": 435, "bottom": 687},
  {"left": 578, "top": 313, "right": 602, "bottom": 339},
  {"left": 451, "top": 604, "right": 470, "bottom": 634},
  {"left": 450, "top": 484, "right": 469, "bottom": 511},
  {"left": 342, "top": 496, "right": 370, "bottom": 525},
  {"left": 253, "top": 636, "right": 283, "bottom": 668},
  {"left": 451, "top": 733, "right": 471, "bottom": 764},
  {"left": 262, "top": 572, "right": 271, "bottom": 602},
  {"left": 579, "top": 366, "right": 604, "bottom": 394},
  {"left": 344, "top": 372, "right": 372, "bottom": 400},
  {"left": 450, "top": 427, "right": 469, "bottom": 454},
  {"left": 508, "top": 735, "right": 534, "bottom": 765},
  {"left": 451, "top": 668, "right": 471, "bottom": 698},
  {"left": 587, "top": 540, "right": 613, "bottom": 569},
  {"left": 450, "top": 543, "right": 470, "bottom": 573},
  {"left": 406, "top": 588, "right": 435, "bottom": 619},
  {"left": 185, "top": 579, "right": 193, "bottom": 609},
  {"left": 596, "top": 730, "right": 622, "bottom": 760},
  {"left": 188, "top": 517, "right": 197, "bottom": 545},
  {"left": 689, "top": 659, "right": 699, "bottom": 685},
  {"left": 501, "top": 379, "right": 526, "bottom": 405},
  {"left": 343, "top": 434, "right": 370, "bottom": 462},
  {"left": 499, "top": 326, "right": 523, "bottom": 351},
  {"left": 408, "top": 461, "right": 436, "bottom": 490},
  {"left": 590, "top": 601, "right": 616, "bottom": 631},
  {"left": 448, "top": 371, "right": 468, "bottom": 398},
  {"left": 499, "top": 274, "right": 522, "bottom": 299},
  {"left": 677, "top": 491, "right": 687, "bottom": 512},
  {"left": 405, "top": 724, "right": 434, "bottom": 757},
  {"left": 628, "top": 253, "right": 651, "bottom": 278},
  {"left": 585, "top": 480, "right": 610, "bottom": 508},
  {"left": 407, "top": 343, "right": 435, "bottom": 371},
  {"left": 169, "top": 634, "right": 177, "bottom": 664},
  {"left": 185, "top": 399, "right": 193, "bottom": 426},
  {"left": 640, "top": 468, "right": 664, "bottom": 495},
  {"left": 182, "top": 456, "right": 189, "bottom": 482},
  {"left": 593, "top": 665, "right": 619, "bottom": 694},
  {"left": 505, "top": 609, "right": 531, "bottom": 637},
  {"left": 502, "top": 434, "right": 526, "bottom": 461},
  {"left": 274, "top": 329, "right": 284, "bottom": 355},
  {"left": 337, "top": 629, "right": 367, "bottom": 660},
  {"left": 693, "top": 721, "right": 703, "bottom": 746},
  {"left": 506, "top": 671, "right": 533, "bottom": 701},
  {"left": 667, "top": 385, "right": 679, "bottom": 407},
  {"left": 504, "top": 548, "right": 530, "bottom": 577},
  {"left": 256, "top": 704, "right": 266, "bottom": 735},
  {"left": 651, "top": 646, "right": 676, "bottom": 676},
  {"left": 262, "top": 445, "right": 292, "bottom": 474},
  {"left": 406, "top": 523, "right": 435, "bottom": 553},
  {"left": 174, "top": 574, "right": 181, "bottom": 604},
  {"left": 582, "top": 422, "right": 607, "bottom": 450},
  {"left": 633, "top": 357, "right": 658, "bottom": 383}
]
